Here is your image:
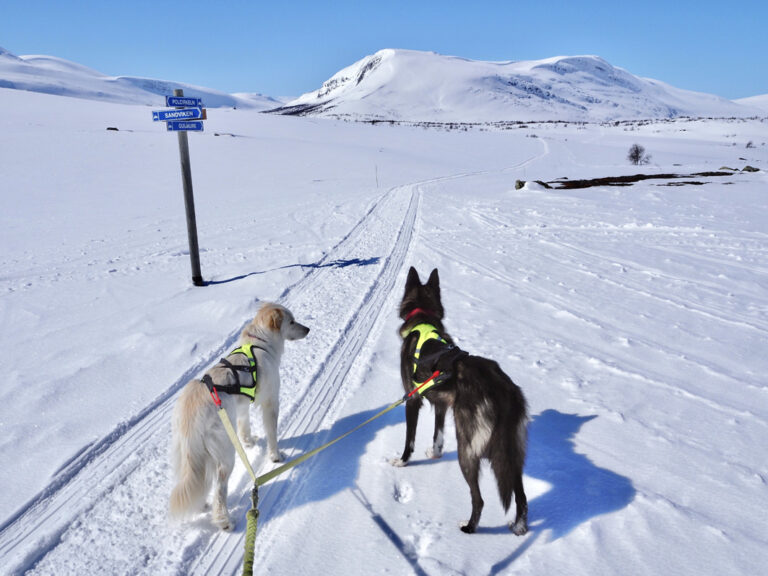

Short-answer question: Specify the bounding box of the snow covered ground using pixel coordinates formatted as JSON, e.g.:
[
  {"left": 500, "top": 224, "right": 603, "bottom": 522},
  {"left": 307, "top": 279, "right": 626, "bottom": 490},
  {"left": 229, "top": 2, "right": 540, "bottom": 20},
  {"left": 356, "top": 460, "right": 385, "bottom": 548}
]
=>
[{"left": 1, "top": 87, "right": 767, "bottom": 575}]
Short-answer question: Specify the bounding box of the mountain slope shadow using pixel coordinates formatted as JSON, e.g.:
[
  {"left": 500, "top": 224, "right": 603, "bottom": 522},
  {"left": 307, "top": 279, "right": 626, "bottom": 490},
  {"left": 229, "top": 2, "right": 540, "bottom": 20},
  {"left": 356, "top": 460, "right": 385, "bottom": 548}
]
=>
[{"left": 525, "top": 409, "right": 635, "bottom": 539}]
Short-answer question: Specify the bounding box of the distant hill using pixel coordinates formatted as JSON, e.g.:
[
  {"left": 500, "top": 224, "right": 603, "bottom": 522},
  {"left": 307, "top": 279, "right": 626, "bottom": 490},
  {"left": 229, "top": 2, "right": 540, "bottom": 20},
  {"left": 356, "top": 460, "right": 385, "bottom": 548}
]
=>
[
  {"left": 0, "top": 46, "right": 280, "bottom": 109},
  {"left": 270, "top": 49, "right": 761, "bottom": 123},
  {"left": 735, "top": 94, "right": 768, "bottom": 113}
]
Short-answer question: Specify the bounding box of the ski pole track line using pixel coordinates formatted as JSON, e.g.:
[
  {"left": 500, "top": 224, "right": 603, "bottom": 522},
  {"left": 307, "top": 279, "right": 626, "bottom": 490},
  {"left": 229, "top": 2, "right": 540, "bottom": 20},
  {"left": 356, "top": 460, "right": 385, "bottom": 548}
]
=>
[
  {"left": 189, "top": 184, "right": 420, "bottom": 575},
  {"left": 0, "top": 185, "right": 416, "bottom": 576}
]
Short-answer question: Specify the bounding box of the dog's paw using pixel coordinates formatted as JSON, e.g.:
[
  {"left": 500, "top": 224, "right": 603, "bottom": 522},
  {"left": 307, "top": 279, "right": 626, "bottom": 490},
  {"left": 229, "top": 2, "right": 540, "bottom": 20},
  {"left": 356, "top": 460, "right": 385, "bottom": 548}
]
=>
[
  {"left": 510, "top": 519, "right": 528, "bottom": 536},
  {"left": 269, "top": 450, "right": 284, "bottom": 463},
  {"left": 213, "top": 513, "right": 233, "bottom": 532},
  {"left": 425, "top": 446, "right": 443, "bottom": 459},
  {"left": 460, "top": 522, "right": 477, "bottom": 534},
  {"left": 241, "top": 434, "right": 257, "bottom": 449},
  {"left": 391, "top": 457, "right": 409, "bottom": 467}
]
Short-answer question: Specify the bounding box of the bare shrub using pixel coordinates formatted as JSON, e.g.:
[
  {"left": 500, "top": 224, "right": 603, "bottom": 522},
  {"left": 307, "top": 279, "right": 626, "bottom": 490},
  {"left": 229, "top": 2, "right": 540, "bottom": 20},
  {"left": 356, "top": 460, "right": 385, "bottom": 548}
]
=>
[{"left": 628, "top": 143, "right": 651, "bottom": 165}]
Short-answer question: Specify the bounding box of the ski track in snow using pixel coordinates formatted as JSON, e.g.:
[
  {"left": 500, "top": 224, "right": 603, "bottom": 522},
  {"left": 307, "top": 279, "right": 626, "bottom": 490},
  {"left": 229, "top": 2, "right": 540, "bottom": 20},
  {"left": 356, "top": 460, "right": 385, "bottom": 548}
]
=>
[
  {"left": 187, "top": 182, "right": 422, "bottom": 575},
  {"left": 0, "top": 180, "right": 422, "bottom": 575}
]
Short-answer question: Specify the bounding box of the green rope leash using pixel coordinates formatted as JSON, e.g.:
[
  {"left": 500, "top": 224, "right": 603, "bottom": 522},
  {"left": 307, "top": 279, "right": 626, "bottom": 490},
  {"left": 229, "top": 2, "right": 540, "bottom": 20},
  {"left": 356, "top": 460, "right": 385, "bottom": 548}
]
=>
[
  {"left": 255, "top": 396, "right": 406, "bottom": 487},
  {"left": 242, "top": 485, "right": 259, "bottom": 576},
  {"left": 213, "top": 390, "right": 413, "bottom": 576}
]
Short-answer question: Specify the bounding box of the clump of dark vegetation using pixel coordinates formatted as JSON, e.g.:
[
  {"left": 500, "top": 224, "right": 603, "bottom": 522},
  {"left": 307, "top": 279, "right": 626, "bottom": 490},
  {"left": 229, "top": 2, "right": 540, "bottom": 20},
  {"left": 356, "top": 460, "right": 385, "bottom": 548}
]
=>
[
  {"left": 627, "top": 143, "right": 652, "bottom": 165},
  {"left": 548, "top": 171, "right": 734, "bottom": 189},
  {"left": 515, "top": 167, "right": 762, "bottom": 190}
]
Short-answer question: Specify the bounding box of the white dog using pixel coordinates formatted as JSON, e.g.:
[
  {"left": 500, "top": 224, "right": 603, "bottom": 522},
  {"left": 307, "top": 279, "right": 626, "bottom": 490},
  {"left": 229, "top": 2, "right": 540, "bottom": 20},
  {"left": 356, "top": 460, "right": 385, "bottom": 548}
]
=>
[{"left": 170, "top": 302, "right": 309, "bottom": 530}]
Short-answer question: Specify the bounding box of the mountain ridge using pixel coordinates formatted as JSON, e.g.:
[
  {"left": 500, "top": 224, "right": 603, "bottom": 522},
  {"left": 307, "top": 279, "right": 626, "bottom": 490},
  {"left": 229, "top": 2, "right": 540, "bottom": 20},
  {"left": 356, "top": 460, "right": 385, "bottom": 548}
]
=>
[
  {"left": 0, "top": 46, "right": 280, "bottom": 109},
  {"left": 1, "top": 46, "right": 764, "bottom": 121},
  {"left": 272, "top": 49, "right": 761, "bottom": 122}
]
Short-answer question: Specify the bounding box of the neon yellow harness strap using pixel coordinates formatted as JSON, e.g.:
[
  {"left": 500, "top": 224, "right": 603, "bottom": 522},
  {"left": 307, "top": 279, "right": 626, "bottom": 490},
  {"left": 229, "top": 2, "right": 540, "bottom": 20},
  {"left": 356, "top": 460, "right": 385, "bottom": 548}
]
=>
[
  {"left": 406, "top": 323, "right": 447, "bottom": 388},
  {"left": 228, "top": 345, "right": 259, "bottom": 401}
]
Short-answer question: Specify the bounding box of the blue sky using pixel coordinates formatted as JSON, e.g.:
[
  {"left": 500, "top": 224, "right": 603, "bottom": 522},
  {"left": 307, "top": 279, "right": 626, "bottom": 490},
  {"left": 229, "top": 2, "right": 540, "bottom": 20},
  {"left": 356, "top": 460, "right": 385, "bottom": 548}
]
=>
[{"left": 3, "top": 0, "right": 766, "bottom": 99}]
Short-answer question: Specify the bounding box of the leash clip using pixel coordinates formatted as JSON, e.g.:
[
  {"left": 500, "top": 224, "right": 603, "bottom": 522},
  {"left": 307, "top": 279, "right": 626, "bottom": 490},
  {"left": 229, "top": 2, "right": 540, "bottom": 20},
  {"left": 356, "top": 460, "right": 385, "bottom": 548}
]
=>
[
  {"left": 408, "top": 370, "right": 441, "bottom": 398},
  {"left": 210, "top": 386, "right": 222, "bottom": 408}
]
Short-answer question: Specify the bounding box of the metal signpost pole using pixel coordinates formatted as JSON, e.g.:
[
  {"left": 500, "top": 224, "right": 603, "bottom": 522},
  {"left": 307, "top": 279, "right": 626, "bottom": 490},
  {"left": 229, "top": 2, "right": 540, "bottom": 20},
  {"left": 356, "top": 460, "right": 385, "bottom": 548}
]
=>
[{"left": 173, "top": 88, "right": 204, "bottom": 286}]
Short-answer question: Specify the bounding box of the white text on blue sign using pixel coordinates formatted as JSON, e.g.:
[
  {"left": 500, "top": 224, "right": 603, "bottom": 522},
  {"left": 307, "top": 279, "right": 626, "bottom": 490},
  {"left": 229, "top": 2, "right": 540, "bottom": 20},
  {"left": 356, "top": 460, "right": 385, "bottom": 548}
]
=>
[
  {"left": 166, "top": 120, "right": 205, "bottom": 132},
  {"left": 166, "top": 96, "right": 203, "bottom": 108},
  {"left": 153, "top": 107, "right": 204, "bottom": 122}
]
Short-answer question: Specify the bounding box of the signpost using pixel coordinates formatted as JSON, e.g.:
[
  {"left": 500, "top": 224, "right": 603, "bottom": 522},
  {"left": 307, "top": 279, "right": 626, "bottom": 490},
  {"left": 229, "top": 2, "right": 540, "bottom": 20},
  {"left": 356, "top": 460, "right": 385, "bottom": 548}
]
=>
[{"left": 152, "top": 88, "right": 207, "bottom": 286}]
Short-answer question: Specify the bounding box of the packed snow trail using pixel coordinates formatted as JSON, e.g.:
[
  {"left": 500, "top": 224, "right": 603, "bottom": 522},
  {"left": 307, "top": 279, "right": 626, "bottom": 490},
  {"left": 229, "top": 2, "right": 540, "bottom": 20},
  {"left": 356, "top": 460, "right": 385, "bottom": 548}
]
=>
[
  {"left": 187, "top": 183, "right": 421, "bottom": 574},
  {"left": 0, "top": 182, "right": 420, "bottom": 575}
]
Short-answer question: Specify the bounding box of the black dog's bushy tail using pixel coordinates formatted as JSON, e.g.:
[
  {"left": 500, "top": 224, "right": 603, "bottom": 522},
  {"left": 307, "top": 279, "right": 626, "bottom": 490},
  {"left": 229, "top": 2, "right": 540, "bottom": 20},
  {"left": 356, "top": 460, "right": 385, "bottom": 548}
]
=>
[{"left": 490, "top": 385, "right": 528, "bottom": 512}]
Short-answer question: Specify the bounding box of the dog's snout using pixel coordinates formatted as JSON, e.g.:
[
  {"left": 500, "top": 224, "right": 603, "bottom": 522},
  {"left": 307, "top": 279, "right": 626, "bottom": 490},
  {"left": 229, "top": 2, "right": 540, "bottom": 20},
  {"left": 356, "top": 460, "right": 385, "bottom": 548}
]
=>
[{"left": 289, "top": 322, "right": 310, "bottom": 340}]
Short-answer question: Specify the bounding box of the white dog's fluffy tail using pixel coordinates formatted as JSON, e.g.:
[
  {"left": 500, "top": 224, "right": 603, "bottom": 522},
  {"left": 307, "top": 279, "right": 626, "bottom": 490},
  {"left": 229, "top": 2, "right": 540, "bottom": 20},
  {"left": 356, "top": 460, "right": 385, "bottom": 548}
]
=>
[{"left": 170, "top": 380, "right": 212, "bottom": 519}]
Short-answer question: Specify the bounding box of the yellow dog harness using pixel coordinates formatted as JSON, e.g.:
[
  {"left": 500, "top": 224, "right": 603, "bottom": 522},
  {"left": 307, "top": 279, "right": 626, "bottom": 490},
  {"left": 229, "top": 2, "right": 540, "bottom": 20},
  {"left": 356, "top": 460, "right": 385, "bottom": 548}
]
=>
[
  {"left": 202, "top": 344, "right": 262, "bottom": 401},
  {"left": 403, "top": 322, "right": 467, "bottom": 396}
]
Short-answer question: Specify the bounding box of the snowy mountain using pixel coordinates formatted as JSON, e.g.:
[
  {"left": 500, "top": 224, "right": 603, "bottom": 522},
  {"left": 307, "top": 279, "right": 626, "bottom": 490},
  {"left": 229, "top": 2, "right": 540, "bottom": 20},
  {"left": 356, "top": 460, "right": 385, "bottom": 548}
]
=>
[
  {"left": 0, "top": 46, "right": 280, "bottom": 109},
  {"left": 273, "top": 49, "right": 760, "bottom": 122},
  {"left": 736, "top": 93, "right": 768, "bottom": 113}
]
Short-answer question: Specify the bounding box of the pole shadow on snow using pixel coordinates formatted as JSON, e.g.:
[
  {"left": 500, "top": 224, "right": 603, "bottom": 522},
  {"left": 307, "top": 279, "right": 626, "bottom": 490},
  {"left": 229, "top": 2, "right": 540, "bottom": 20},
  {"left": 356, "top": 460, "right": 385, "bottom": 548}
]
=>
[
  {"left": 489, "top": 409, "right": 636, "bottom": 574},
  {"left": 204, "top": 257, "right": 381, "bottom": 285},
  {"left": 352, "top": 485, "right": 430, "bottom": 576}
]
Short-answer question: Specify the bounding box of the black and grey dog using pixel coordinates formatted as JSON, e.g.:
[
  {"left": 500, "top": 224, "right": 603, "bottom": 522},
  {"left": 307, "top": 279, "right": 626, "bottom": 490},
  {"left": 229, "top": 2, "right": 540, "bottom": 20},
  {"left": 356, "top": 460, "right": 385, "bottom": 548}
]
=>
[{"left": 395, "top": 267, "right": 529, "bottom": 535}]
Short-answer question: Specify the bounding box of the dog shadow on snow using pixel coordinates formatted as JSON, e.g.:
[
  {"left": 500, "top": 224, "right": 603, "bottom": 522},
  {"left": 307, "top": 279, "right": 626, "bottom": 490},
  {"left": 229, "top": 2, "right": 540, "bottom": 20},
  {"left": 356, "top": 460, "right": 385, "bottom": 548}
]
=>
[
  {"left": 234, "top": 407, "right": 634, "bottom": 569},
  {"left": 488, "top": 409, "right": 636, "bottom": 573},
  {"left": 254, "top": 404, "right": 403, "bottom": 512}
]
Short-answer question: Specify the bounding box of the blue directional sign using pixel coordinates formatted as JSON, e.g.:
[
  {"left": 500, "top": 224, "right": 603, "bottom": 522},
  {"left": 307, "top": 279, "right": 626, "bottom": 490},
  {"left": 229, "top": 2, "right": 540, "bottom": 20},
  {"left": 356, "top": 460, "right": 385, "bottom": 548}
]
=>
[
  {"left": 166, "top": 120, "right": 204, "bottom": 132},
  {"left": 167, "top": 96, "right": 203, "bottom": 107},
  {"left": 153, "top": 107, "right": 204, "bottom": 122}
]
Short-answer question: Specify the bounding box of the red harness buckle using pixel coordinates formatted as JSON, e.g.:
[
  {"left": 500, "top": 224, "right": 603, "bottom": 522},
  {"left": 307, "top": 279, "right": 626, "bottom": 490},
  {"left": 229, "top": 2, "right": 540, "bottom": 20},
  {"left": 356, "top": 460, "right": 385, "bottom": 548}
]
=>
[
  {"left": 210, "top": 386, "right": 222, "bottom": 408},
  {"left": 408, "top": 370, "right": 441, "bottom": 397}
]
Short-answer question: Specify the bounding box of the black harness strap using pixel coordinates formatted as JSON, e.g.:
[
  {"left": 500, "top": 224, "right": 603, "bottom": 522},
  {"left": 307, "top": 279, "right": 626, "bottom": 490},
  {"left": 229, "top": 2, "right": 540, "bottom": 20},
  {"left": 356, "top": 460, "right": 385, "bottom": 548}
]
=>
[
  {"left": 201, "top": 344, "right": 268, "bottom": 399},
  {"left": 412, "top": 337, "right": 469, "bottom": 391}
]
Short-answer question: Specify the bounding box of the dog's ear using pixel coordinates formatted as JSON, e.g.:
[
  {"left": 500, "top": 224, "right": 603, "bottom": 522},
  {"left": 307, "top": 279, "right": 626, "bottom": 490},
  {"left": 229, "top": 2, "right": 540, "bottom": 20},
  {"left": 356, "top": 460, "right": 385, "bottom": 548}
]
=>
[
  {"left": 427, "top": 268, "right": 440, "bottom": 293},
  {"left": 405, "top": 267, "right": 421, "bottom": 291},
  {"left": 267, "top": 306, "right": 284, "bottom": 331},
  {"left": 256, "top": 303, "right": 285, "bottom": 332}
]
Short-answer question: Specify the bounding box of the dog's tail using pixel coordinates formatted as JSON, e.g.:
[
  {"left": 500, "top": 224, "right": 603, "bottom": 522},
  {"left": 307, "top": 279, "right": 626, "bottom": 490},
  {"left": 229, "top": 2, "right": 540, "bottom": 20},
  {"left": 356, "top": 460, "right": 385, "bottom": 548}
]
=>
[
  {"left": 170, "top": 380, "right": 212, "bottom": 519},
  {"left": 491, "top": 386, "right": 529, "bottom": 512}
]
